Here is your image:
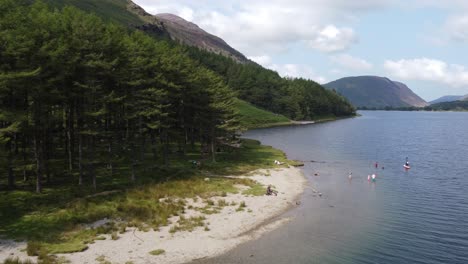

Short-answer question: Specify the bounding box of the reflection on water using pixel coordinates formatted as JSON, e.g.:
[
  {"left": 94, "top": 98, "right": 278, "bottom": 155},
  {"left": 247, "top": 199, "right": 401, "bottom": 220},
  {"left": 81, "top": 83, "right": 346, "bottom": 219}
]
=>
[{"left": 198, "top": 111, "right": 468, "bottom": 264}]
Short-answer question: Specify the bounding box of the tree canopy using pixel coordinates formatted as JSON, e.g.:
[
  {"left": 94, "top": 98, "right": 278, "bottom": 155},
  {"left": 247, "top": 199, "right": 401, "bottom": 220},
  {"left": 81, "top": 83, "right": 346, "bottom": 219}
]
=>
[{"left": 0, "top": 1, "right": 238, "bottom": 192}]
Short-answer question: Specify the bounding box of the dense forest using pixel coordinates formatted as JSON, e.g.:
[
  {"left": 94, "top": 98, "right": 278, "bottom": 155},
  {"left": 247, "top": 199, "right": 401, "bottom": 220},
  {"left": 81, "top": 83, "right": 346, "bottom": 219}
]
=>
[
  {"left": 187, "top": 48, "right": 356, "bottom": 120},
  {"left": 0, "top": 1, "right": 239, "bottom": 193},
  {"left": 0, "top": 0, "right": 355, "bottom": 194}
]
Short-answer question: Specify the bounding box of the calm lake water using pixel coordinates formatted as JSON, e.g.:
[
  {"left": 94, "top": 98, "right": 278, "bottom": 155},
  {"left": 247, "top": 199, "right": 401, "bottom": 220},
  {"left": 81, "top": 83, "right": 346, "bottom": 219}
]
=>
[{"left": 199, "top": 111, "right": 468, "bottom": 264}]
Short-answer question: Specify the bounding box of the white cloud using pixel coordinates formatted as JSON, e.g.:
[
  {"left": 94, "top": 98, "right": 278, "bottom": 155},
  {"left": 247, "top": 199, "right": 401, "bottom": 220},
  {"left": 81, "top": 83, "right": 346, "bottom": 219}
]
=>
[
  {"left": 445, "top": 15, "right": 468, "bottom": 42},
  {"left": 248, "top": 55, "right": 273, "bottom": 66},
  {"left": 248, "top": 55, "right": 326, "bottom": 83},
  {"left": 307, "top": 25, "right": 356, "bottom": 53},
  {"left": 384, "top": 58, "right": 468, "bottom": 87},
  {"left": 330, "top": 54, "right": 373, "bottom": 71},
  {"left": 132, "top": 0, "right": 392, "bottom": 56},
  {"left": 270, "top": 64, "right": 327, "bottom": 83}
]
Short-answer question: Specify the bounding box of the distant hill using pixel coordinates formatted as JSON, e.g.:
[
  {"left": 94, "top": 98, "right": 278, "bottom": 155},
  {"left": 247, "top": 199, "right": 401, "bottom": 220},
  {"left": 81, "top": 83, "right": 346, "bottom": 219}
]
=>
[
  {"left": 429, "top": 95, "right": 463, "bottom": 104},
  {"left": 154, "top": 14, "right": 248, "bottom": 63},
  {"left": 460, "top": 94, "right": 468, "bottom": 101},
  {"left": 127, "top": 1, "right": 248, "bottom": 63},
  {"left": 324, "top": 76, "right": 428, "bottom": 108},
  {"left": 426, "top": 100, "right": 468, "bottom": 111}
]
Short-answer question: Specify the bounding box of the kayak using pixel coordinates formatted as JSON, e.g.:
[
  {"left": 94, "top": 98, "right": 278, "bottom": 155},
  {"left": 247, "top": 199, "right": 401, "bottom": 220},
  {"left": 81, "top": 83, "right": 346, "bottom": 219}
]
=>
[{"left": 403, "top": 165, "right": 411, "bottom": 169}]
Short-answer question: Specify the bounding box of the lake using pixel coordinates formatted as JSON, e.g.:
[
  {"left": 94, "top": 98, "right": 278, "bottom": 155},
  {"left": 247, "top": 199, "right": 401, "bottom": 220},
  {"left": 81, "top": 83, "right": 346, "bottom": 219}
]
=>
[{"left": 199, "top": 111, "right": 468, "bottom": 264}]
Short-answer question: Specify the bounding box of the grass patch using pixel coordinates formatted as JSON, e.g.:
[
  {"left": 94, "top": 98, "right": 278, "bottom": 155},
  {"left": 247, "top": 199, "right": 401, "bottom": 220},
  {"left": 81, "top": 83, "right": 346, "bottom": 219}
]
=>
[
  {"left": 149, "top": 249, "right": 165, "bottom": 256},
  {"left": 242, "top": 182, "right": 265, "bottom": 196},
  {"left": 198, "top": 205, "right": 221, "bottom": 215},
  {"left": 169, "top": 216, "right": 206, "bottom": 233},
  {"left": 217, "top": 199, "right": 228, "bottom": 207},
  {"left": 236, "top": 201, "right": 247, "bottom": 212},
  {"left": 3, "top": 257, "right": 34, "bottom": 264},
  {"left": 289, "top": 160, "right": 304, "bottom": 167},
  {"left": 96, "top": 255, "right": 111, "bottom": 264},
  {"left": 235, "top": 99, "right": 291, "bottom": 129},
  {"left": 0, "top": 139, "right": 294, "bottom": 257}
]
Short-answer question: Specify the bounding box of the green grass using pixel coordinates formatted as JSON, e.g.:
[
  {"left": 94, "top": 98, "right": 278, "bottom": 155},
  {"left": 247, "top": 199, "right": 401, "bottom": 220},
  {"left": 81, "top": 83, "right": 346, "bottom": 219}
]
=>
[
  {"left": 0, "top": 139, "right": 293, "bottom": 257},
  {"left": 149, "top": 249, "right": 165, "bottom": 256},
  {"left": 235, "top": 99, "right": 291, "bottom": 129},
  {"left": 288, "top": 160, "right": 305, "bottom": 167},
  {"left": 3, "top": 257, "right": 34, "bottom": 264},
  {"left": 169, "top": 216, "right": 206, "bottom": 233},
  {"left": 242, "top": 182, "right": 265, "bottom": 196},
  {"left": 45, "top": 0, "right": 145, "bottom": 26}
]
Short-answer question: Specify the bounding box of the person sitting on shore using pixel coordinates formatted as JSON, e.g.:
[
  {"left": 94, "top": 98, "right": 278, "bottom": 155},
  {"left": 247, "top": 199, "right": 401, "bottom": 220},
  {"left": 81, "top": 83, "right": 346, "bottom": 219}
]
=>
[{"left": 266, "top": 185, "right": 278, "bottom": 196}]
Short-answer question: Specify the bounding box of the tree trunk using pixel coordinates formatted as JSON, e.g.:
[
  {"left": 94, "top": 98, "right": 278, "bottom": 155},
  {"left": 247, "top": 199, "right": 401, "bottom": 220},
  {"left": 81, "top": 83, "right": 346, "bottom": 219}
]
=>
[
  {"left": 78, "top": 134, "right": 83, "bottom": 186},
  {"left": 34, "top": 132, "right": 43, "bottom": 193},
  {"left": 67, "top": 105, "right": 75, "bottom": 172},
  {"left": 22, "top": 137, "right": 28, "bottom": 182},
  {"left": 190, "top": 128, "right": 195, "bottom": 151},
  {"left": 108, "top": 140, "right": 114, "bottom": 177},
  {"left": 7, "top": 141, "right": 15, "bottom": 189},
  {"left": 44, "top": 130, "right": 50, "bottom": 184},
  {"left": 210, "top": 129, "right": 216, "bottom": 163},
  {"left": 151, "top": 132, "right": 158, "bottom": 160},
  {"left": 89, "top": 136, "right": 96, "bottom": 191},
  {"left": 162, "top": 129, "right": 169, "bottom": 166}
]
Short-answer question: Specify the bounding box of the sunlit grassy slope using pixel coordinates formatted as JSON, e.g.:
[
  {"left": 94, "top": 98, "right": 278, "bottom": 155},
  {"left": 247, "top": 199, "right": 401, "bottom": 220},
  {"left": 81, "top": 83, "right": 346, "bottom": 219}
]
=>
[{"left": 235, "top": 99, "right": 291, "bottom": 129}]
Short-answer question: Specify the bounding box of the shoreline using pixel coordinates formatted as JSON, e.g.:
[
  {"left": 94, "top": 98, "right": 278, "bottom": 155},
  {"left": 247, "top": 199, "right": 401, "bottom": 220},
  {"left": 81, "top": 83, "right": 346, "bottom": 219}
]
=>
[
  {"left": 248, "top": 114, "right": 357, "bottom": 130},
  {"left": 1, "top": 167, "right": 306, "bottom": 264}
]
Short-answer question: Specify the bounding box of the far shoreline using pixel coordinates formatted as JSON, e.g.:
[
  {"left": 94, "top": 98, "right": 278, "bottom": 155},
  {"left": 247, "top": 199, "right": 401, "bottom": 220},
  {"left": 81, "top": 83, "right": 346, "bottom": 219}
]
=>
[{"left": 246, "top": 114, "right": 358, "bottom": 130}]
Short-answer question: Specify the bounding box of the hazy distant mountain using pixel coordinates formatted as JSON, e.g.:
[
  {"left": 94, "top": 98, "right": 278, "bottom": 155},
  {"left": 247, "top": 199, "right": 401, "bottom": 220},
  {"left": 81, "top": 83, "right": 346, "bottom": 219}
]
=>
[
  {"left": 324, "top": 76, "right": 428, "bottom": 108},
  {"left": 460, "top": 94, "right": 468, "bottom": 101},
  {"left": 429, "top": 95, "right": 463, "bottom": 105}
]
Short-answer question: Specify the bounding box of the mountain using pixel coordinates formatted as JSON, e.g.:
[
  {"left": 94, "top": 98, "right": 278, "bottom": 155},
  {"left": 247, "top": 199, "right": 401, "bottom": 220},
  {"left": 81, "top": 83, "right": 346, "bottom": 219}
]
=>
[
  {"left": 429, "top": 95, "right": 464, "bottom": 104},
  {"left": 127, "top": 1, "right": 248, "bottom": 63},
  {"left": 154, "top": 14, "right": 248, "bottom": 63},
  {"left": 42, "top": 0, "right": 355, "bottom": 121},
  {"left": 460, "top": 94, "right": 468, "bottom": 101},
  {"left": 324, "top": 76, "right": 428, "bottom": 108}
]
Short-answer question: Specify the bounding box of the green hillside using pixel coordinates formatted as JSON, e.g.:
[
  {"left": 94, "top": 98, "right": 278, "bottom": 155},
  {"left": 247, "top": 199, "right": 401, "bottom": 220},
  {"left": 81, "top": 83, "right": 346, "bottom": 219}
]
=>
[
  {"left": 235, "top": 99, "right": 291, "bottom": 129},
  {"left": 425, "top": 100, "right": 468, "bottom": 111},
  {"left": 44, "top": 0, "right": 144, "bottom": 25},
  {"left": 45, "top": 0, "right": 356, "bottom": 122}
]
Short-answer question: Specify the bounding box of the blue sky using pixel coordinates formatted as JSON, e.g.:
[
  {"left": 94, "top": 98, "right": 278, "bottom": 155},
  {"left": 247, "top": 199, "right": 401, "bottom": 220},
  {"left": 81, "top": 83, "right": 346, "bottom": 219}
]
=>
[{"left": 133, "top": 0, "right": 468, "bottom": 101}]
